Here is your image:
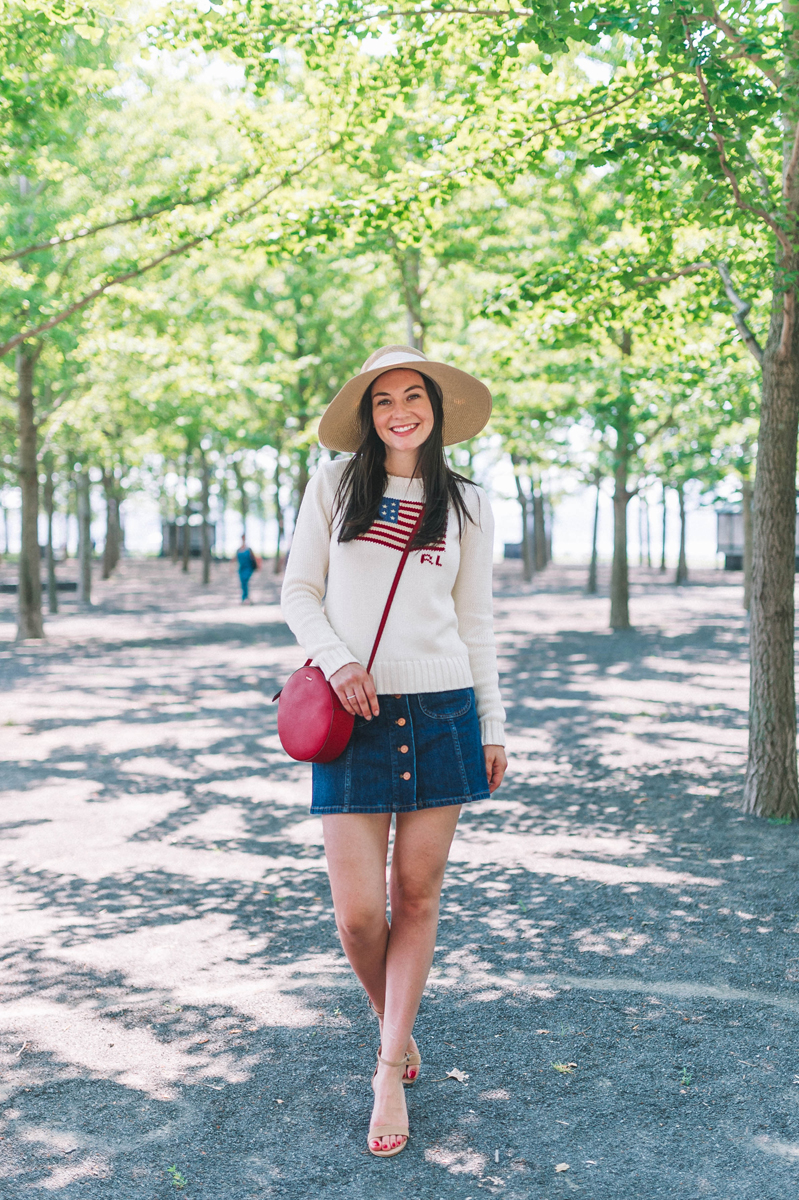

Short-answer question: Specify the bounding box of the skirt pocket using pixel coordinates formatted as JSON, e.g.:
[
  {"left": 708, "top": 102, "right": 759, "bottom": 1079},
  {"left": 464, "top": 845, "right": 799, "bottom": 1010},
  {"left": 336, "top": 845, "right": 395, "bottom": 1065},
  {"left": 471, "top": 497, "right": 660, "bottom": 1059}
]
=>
[
  {"left": 418, "top": 689, "right": 473, "bottom": 721},
  {"left": 413, "top": 688, "right": 487, "bottom": 806}
]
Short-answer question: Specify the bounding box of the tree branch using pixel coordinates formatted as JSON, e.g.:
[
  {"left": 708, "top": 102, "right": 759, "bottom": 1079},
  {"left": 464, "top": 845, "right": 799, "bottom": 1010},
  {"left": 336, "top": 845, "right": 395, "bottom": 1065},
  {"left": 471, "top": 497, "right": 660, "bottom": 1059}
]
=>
[
  {"left": 717, "top": 262, "right": 764, "bottom": 365},
  {"left": 35, "top": 391, "right": 69, "bottom": 433},
  {"left": 0, "top": 240, "right": 208, "bottom": 357},
  {"left": 745, "top": 144, "right": 773, "bottom": 200},
  {"left": 0, "top": 169, "right": 260, "bottom": 265},
  {"left": 778, "top": 290, "right": 795, "bottom": 360},
  {"left": 782, "top": 120, "right": 799, "bottom": 200},
  {"left": 466, "top": 71, "right": 680, "bottom": 174},
  {"left": 0, "top": 149, "right": 327, "bottom": 359},
  {"left": 708, "top": 9, "right": 781, "bottom": 87},
  {"left": 309, "top": 6, "right": 530, "bottom": 32},
  {"left": 634, "top": 262, "right": 713, "bottom": 285},
  {"left": 331, "top": 2, "right": 774, "bottom": 96},
  {"left": 684, "top": 22, "right": 792, "bottom": 253},
  {"left": 639, "top": 411, "right": 677, "bottom": 448}
]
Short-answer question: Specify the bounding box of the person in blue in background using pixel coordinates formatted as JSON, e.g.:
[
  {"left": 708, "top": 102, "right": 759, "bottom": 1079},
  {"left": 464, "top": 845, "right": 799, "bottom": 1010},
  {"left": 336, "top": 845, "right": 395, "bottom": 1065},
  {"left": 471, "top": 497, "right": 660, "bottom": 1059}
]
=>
[{"left": 236, "top": 534, "right": 258, "bottom": 603}]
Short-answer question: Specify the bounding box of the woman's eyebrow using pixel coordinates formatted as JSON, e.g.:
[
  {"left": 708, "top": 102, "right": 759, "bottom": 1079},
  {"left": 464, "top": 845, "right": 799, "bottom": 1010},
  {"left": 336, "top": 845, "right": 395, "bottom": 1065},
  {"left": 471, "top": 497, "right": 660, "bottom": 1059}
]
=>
[{"left": 372, "top": 384, "right": 424, "bottom": 399}]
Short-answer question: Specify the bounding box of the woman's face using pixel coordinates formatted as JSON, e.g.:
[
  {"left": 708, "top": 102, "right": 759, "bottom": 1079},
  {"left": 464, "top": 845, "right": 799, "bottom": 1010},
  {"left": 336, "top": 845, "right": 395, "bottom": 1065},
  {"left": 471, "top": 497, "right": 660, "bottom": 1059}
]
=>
[{"left": 370, "top": 369, "right": 435, "bottom": 457}]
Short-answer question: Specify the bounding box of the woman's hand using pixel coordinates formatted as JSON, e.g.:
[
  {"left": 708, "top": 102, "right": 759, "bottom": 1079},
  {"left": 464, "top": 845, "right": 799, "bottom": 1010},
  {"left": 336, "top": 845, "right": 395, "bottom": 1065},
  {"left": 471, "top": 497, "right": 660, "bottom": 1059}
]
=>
[
  {"left": 484, "top": 745, "right": 507, "bottom": 794},
  {"left": 329, "top": 662, "right": 380, "bottom": 720}
]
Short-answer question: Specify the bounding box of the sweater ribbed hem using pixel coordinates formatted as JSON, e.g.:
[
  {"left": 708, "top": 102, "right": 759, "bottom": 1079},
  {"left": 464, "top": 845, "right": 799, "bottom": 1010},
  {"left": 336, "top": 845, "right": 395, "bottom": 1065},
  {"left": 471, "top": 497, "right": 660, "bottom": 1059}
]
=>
[
  {"left": 370, "top": 655, "right": 474, "bottom": 697},
  {"left": 315, "top": 645, "right": 358, "bottom": 681},
  {"left": 480, "top": 719, "right": 506, "bottom": 747}
]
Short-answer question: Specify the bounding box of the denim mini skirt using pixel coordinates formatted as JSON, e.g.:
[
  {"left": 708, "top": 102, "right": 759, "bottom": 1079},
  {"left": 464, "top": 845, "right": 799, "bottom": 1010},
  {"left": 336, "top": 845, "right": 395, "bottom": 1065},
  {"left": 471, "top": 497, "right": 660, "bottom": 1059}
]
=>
[{"left": 311, "top": 687, "right": 489, "bottom": 814}]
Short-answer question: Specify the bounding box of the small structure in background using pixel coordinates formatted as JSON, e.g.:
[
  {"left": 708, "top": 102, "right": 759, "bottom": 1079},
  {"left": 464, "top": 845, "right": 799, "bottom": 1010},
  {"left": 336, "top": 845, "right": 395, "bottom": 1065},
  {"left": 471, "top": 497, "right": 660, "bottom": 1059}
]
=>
[
  {"left": 504, "top": 542, "right": 522, "bottom": 560},
  {"left": 717, "top": 507, "right": 799, "bottom": 571},
  {"left": 160, "top": 520, "right": 217, "bottom": 559},
  {"left": 717, "top": 508, "right": 744, "bottom": 571},
  {"left": 0, "top": 578, "right": 76, "bottom": 595}
]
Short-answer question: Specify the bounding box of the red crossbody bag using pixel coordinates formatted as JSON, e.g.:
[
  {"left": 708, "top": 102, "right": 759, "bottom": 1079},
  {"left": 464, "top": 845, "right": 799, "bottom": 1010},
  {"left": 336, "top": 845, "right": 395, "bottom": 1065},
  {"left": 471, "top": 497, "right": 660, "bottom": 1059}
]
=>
[{"left": 273, "top": 507, "right": 425, "bottom": 764}]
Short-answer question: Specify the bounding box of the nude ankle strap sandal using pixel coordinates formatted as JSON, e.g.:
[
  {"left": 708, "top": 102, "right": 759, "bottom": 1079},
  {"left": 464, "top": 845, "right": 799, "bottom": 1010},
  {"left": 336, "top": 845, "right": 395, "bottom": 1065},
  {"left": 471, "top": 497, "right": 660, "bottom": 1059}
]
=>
[
  {"left": 403, "top": 1046, "right": 421, "bottom": 1086},
  {"left": 368, "top": 1056, "right": 410, "bottom": 1158},
  {"left": 367, "top": 998, "right": 422, "bottom": 1086}
]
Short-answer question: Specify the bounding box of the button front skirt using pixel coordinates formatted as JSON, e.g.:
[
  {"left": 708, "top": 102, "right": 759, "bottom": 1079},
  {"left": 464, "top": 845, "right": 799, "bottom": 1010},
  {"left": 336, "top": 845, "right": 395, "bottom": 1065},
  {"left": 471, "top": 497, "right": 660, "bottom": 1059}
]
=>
[{"left": 311, "top": 688, "right": 489, "bottom": 814}]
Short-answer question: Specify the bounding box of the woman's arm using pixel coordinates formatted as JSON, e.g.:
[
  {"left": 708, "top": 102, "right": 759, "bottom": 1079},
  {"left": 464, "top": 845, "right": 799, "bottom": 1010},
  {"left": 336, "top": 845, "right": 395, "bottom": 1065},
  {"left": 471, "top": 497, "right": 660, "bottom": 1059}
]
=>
[
  {"left": 451, "top": 487, "right": 506, "bottom": 749},
  {"left": 484, "top": 745, "right": 508, "bottom": 793},
  {"left": 280, "top": 467, "right": 361, "bottom": 683}
]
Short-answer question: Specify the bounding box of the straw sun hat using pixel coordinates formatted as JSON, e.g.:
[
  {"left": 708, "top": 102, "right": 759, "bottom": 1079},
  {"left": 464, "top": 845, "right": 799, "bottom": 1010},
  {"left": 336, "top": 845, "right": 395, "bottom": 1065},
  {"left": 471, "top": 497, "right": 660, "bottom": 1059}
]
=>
[{"left": 318, "top": 345, "right": 492, "bottom": 453}]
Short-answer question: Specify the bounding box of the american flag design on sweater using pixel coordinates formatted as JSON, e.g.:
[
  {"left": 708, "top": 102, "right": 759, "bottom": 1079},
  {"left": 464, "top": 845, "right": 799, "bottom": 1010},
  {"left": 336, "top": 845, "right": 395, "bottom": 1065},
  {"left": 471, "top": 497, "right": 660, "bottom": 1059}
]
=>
[{"left": 356, "top": 497, "right": 446, "bottom": 553}]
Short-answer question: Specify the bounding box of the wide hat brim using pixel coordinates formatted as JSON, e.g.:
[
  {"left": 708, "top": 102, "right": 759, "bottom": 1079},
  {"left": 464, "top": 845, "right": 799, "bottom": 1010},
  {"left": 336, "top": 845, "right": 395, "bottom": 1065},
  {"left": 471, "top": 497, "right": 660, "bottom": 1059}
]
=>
[{"left": 318, "top": 346, "right": 492, "bottom": 453}]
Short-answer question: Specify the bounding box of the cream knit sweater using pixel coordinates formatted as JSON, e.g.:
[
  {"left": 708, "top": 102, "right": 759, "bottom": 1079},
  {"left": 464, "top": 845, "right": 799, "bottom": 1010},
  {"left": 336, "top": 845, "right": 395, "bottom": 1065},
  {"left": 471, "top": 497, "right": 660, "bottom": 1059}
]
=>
[{"left": 280, "top": 458, "right": 505, "bottom": 746}]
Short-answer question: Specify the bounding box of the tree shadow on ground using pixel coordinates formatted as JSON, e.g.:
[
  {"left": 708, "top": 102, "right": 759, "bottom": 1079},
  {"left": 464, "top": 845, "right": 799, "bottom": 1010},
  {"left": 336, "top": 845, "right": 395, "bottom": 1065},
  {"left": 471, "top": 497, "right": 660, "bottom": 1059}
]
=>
[{"left": 1, "top": 565, "right": 798, "bottom": 1198}]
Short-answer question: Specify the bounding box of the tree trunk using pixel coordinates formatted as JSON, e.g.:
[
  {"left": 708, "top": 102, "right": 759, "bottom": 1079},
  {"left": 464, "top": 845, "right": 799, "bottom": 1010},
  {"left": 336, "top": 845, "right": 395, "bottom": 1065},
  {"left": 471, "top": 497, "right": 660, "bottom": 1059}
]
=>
[
  {"left": 743, "top": 303, "right": 799, "bottom": 816},
  {"left": 63, "top": 483, "right": 73, "bottom": 557},
  {"left": 16, "top": 346, "right": 44, "bottom": 640},
  {"left": 638, "top": 492, "right": 652, "bottom": 568},
  {"left": 101, "top": 471, "right": 121, "bottom": 580},
  {"left": 44, "top": 463, "right": 58, "bottom": 614},
  {"left": 216, "top": 478, "right": 228, "bottom": 561},
  {"left": 660, "top": 482, "right": 667, "bottom": 572},
  {"left": 742, "top": 475, "right": 754, "bottom": 612},
  {"left": 533, "top": 488, "right": 547, "bottom": 572},
  {"left": 233, "top": 459, "right": 249, "bottom": 540},
  {"left": 610, "top": 334, "right": 635, "bottom": 630},
  {"left": 200, "top": 449, "right": 211, "bottom": 586},
  {"left": 587, "top": 476, "right": 600, "bottom": 594},
  {"left": 273, "top": 450, "right": 285, "bottom": 574},
  {"left": 610, "top": 455, "right": 631, "bottom": 630},
  {"left": 75, "top": 468, "right": 92, "bottom": 608},
  {"left": 512, "top": 463, "right": 533, "bottom": 582},
  {"left": 108, "top": 493, "right": 121, "bottom": 575},
  {"left": 181, "top": 455, "right": 192, "bottom": 574},
  {"left": 675, "top": 484, "right": 688, "bottom": 585},
  {"left": 295, "top": 448, "right": 311, "bottom": 513},
  {"left": 170, "top": 468, "right": 179, "bottom": 564},
  {"left": 400, "top": 248, "right": 425, "bottom": 350},
  {"left": 741, "top": 15, "right": 799, "bottom": 817}
]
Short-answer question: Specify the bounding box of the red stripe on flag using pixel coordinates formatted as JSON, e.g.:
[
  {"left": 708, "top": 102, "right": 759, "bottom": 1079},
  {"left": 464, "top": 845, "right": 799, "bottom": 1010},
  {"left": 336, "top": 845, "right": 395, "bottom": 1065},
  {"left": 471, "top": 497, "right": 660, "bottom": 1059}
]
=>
[{"left": 356, "top": 500, "right": 446, "bottom": 552}]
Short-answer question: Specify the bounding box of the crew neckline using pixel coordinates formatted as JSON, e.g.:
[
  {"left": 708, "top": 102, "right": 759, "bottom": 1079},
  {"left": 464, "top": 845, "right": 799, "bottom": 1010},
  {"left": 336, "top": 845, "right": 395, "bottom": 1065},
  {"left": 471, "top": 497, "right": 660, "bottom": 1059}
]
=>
[{"left": 386, "top": 474, "right": 424, "bottom": 490}]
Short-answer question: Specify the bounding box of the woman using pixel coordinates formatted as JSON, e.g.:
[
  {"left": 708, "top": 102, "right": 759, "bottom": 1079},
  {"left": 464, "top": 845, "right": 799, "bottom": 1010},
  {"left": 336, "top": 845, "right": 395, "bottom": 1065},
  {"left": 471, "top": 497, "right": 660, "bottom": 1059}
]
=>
[{"left": 281, "top": 345, "right": 507, "bottom": 1158}]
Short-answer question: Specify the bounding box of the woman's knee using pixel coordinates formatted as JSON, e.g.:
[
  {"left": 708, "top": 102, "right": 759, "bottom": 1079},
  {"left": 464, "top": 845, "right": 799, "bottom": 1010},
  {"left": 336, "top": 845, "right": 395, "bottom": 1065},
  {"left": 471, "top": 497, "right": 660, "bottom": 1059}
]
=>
[
  {"left": 390, "top": 873, "right": 441, "bottom": 921},
  {"left": 336, "top": 902, "right": 386, "bottom": 944}
]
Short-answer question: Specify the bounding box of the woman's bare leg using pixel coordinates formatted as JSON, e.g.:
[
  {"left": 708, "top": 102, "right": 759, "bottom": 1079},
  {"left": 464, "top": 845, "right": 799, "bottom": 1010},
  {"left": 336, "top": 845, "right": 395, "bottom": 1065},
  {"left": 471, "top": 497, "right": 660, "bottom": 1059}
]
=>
[
  {"left": 322, "top": 812, "right": 419, "bottom": 1069},
  {"left": 322, "top": 812, "right": 392, "bottom": 1007},
  {"left": 370, "top": 804, "right": 462, "bottom": 1151}
]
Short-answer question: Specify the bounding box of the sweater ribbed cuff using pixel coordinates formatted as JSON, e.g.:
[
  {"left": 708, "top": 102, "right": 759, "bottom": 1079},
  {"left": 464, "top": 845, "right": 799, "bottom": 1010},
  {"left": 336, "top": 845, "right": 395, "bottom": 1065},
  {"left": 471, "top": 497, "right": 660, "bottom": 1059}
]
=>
[
  {"left": 480, "top": 719, "right": 505, "bottom": 747},
  {"left": 315, "top": 645, "right": 360, "bottom": 681}
]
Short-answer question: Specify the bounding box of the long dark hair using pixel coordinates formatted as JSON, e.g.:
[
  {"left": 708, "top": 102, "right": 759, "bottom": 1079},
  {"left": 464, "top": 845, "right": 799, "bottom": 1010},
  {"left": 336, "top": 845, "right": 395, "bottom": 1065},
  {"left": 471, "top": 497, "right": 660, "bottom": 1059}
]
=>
[{"left": 333, "top": 372, "right": 475, "bottom": 548}]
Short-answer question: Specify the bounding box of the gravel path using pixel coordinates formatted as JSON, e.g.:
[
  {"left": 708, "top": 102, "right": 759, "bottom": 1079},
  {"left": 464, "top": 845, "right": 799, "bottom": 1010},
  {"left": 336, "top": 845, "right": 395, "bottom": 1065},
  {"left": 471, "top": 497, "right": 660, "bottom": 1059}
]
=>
[{"left": 0, "top": 559, "right": 797, "bottom": 1199}]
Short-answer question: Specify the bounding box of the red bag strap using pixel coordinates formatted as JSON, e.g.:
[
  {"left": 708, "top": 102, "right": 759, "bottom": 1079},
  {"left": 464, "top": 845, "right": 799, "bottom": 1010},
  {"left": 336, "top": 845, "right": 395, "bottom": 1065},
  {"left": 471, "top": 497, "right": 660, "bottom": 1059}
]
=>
[{"left": 366, "top": 506, "right": 425, "bottom": 673}]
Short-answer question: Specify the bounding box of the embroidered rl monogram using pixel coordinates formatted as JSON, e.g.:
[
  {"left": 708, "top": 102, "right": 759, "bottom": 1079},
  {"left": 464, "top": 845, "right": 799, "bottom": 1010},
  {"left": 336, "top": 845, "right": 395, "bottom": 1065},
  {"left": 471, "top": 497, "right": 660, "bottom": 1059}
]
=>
[{"left": 356, "top": 498, "right": 446, "bottom": 554}]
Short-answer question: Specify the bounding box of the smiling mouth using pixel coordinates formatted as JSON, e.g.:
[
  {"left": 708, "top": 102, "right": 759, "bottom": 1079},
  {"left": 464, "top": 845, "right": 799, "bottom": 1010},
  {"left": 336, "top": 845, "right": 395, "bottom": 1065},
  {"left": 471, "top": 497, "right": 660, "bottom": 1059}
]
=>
[{"left": 390, "top": 423, "right": 420, "bottom": 436}]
